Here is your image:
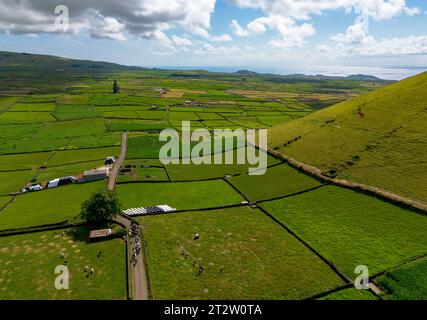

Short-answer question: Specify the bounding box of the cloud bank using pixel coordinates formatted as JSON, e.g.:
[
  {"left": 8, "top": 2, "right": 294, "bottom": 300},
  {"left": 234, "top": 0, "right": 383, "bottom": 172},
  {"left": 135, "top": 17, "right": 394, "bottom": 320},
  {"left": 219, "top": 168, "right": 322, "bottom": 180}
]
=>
[
  {"left": 230, "top": 0, "right": 423, "bottom": 54},
  {"left": 0, "top": 0, "right": 425, "bottom": 58},
  {"left": 0, "top": 0, "right": 232, "bottom": 45}
]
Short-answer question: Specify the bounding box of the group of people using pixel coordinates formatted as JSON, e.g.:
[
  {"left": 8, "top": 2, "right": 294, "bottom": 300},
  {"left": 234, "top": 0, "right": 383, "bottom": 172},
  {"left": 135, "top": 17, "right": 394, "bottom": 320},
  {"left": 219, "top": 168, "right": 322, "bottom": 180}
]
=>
[
  {"left": 181, "top": 248, "right": 225, "bottom": 276},
  {"left": 129, "top": 221, "right": 141, "bottom": 267},
  {"left": 84, "top": 265, "right": 95, "bottom": 278}
]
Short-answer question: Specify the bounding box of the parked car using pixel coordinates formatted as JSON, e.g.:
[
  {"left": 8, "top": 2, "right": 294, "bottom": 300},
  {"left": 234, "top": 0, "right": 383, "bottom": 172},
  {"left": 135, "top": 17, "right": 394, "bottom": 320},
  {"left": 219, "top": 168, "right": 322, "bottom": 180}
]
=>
[{"left": 105, "top": 156, "right": 116, "bottom": 165}]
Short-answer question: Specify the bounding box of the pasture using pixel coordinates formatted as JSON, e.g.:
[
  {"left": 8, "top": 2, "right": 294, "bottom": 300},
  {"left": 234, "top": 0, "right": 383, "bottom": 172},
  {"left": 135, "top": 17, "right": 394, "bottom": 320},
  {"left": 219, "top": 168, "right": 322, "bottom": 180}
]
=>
[
  {"left": 319, "top": 288, "right": 377, "bottom": 300},
  {"left": 228, "top": 163, "right": 322, "bottom": 201},
  {"left": 36, "top": 160, "right": 104, "bottom": 183},
  {"left": 47, "top": 146, "right": 119, "bottom": 166},
  {"left": 0, "top": 227, "right": 126, "bottom": 300},
  {"left": 376, "top": 256, "right": 427, "bottom": 300},
  {"left": 165, "top": 148, "right": 281, "bottom": 181},
  {"left": 139, "top": 206, "right": 345, "bottom": 299},
  {"left": 0, "top": 152, "right": 51, "bottom": 171},
  {"left": 268, "top": 71, "right": 427, "bottom": 205},
  {"left": 0, "top": 170, "right": 37, "bottom": 196},
  {"left": 0, "top": 51, "right": 424, "bottom": 300},
  {"left": 117, "top": 180, "right": 243, "bottom": 211},
  {"left": 118, "top": 166, "right": 169, "bottom": 182},
  {"left": 0, "top": 181, "right": 105, "bottom": 230},
  {"left": 260, "top": 186, "right": 427, "bottom": 277}
]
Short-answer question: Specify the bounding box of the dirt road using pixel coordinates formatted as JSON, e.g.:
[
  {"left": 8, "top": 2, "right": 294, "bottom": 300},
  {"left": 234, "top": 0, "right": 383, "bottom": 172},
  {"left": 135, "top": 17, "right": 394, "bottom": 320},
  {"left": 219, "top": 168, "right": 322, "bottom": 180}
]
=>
[{"left": 108, "top": 132, "right": 128, "bottom": 191}]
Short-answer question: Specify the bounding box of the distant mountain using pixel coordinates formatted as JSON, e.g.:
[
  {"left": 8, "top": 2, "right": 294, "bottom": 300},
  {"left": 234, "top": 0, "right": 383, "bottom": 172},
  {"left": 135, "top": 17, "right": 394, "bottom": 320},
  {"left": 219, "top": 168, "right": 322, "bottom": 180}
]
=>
[
  {"left": 0, "top": 51, "right": 144, "bottom": 73},
  {"left": 345, "top": 74, "right": 382, "bottom": 81},
  {"left": 235, "top": 69, "right": 259, "bottom": 76},
  {"left": 234, "top": 69, "right": 387, "bottom": 82},
  {"left": 269, "top": 71, "right": 427, "bottom": 204},
  {"left": 0, "top": 50, "right": 388, "bottom": 84}
]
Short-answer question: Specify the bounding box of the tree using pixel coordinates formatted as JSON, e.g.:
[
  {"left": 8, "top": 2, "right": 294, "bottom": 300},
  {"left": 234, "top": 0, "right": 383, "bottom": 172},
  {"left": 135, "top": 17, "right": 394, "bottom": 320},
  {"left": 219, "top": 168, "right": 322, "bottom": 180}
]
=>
[{"left": 80, "top": 190, "right": 122, "bottom": 226}]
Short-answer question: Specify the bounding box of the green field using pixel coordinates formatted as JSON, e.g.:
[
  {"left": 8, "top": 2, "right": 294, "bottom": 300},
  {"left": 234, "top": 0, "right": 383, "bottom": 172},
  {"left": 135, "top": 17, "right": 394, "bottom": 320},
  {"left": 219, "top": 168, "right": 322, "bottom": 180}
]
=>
[
  {"left": 10, "top": 103, "right": 56, "bottom": 112},
  {"left": 47, "top": 146, "right": 119, "bottom": 166},
  {"left": 0, "top": 152, "right": 51, "bottom": 171},
  {"left": 165, "top": 149, "right": 281, "bottom": 181},
  {"left": 319, "top": 288, "right": 377, "bottom": 300},
  {"left": 127, "top": 134, "right": 167, "bottom": 159},
  {"left": 0, "top": 181, "right": 105, "bottom": 230},
  {"left": 118, "top": 166, "right": 169, "bottom": 182},
  {"left": 261, "top": 186, "right": 427, "bottom": 277},
  {"left": 0, "top": 196, "right": 11, "bottom": 208},
  {"left": 140, "top": 206, "right": 344, "bottom": 299},
  {"left": 53, "top": 104, "right": 101, "bottom": 121},
  {"left": 376, "top": 256, "right": 427, "bottom": 300},
  {"left": 0, "top": 51, "right": 425, "bottom": 300},
  {"left": 0, "top": 170, "right": 37, "bottom": 195},
  {"left": 37, "top": 160, "right": 104, "bottom": 182},
  {"left": 228, "top": 163, "right": 322, "bottom": 201},
  {"left": 118, "top": 180, "right": 243, "bottom": 210},
  {"left": 0, "top": 227, "right": 126, "bottom": 300}
]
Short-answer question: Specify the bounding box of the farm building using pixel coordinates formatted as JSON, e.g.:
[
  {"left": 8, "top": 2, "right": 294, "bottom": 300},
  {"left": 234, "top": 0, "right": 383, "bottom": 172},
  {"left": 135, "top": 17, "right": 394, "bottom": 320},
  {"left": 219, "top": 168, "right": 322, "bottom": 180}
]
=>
[
  {"left": 47, "top": 176, "right": 77, "bottom": 189},
  {"left": 184, "top": 100, "right": 199, "bottom": 106},
  {"left": 81, "top": 168, "right": 109, "bottom": 183},
  {"left": 89, "top": 229, "right": 112, "bottom": 242}
]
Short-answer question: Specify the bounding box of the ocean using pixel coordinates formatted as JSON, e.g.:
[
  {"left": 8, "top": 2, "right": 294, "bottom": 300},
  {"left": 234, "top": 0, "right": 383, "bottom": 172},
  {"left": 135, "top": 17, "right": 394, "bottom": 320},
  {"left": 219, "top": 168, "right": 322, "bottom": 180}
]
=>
[{"left": 151, "top": 65, "right": 427, "bottom": 81}]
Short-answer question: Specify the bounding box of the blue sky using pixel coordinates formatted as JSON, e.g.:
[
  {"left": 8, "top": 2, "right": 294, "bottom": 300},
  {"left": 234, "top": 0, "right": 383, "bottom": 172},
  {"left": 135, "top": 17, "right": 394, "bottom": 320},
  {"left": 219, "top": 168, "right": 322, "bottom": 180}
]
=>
[{"left": 0, "top": 0, "right": 426, "bottom": 79}]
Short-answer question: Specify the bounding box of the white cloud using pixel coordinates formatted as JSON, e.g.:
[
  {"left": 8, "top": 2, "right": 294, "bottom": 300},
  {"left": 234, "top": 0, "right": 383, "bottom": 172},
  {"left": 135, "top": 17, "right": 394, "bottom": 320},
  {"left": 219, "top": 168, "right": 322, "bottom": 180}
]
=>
[
  {"left": 209, "top": 34, "right": 233, "bottom": 42},
  {"left": 319, "top": 35, "right": 427, "bottom": 57},
  {"left": 171, "top": 35, "right": 194, "bottom": 46},
  {"left": 231, "top": 0, "right": 419, "bottom": 21},
  {"left": 89, "top": 14, "right": 126, "bottom": 41},
  {"left": 403, "top": 6, "right": 421, "bottom": 16},
  {"left": 324, "top": 1, "right": 425, "bottom": 57},
  {"left": 232, "top": 15, "right": 315, "bottom": 48},
  {"left": 230, "top": 20, "right": 250, "bottom": 36},
  {"left": 0, "top": 0, "right": 217, "bottom": 43},
  {"left": 231, "top": 0, "right": 420, "bottom": 49},
  {"left": 247, "top": 19, "right": 267, "bottom": 34},
  {"left": 316, "top": 44, "right": 333, "bottom": 53},
  {"left": 194, "top": 43, "right": 239, "bottom": 55},
  {"left": 268, "top": 21, "right": 316, "bottom": 49},
  {"left": 357, "top": 35, "right": 427, "bottom": 56},
  {"left": 331, "top": 14, "right": 374, "bottom": 45}
]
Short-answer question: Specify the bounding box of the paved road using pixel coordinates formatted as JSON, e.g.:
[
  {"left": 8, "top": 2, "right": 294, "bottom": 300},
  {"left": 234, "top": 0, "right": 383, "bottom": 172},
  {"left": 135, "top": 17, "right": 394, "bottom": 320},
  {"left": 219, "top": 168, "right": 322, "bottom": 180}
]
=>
[
  {"left": 110, "top": 132, "right": 149, "bottom": 300},
  {"left": 108, "top": 132, "right": 128, "bottom": 191},
  {"left": 115, "top": 215, "right": 149, "bottom": 300}
]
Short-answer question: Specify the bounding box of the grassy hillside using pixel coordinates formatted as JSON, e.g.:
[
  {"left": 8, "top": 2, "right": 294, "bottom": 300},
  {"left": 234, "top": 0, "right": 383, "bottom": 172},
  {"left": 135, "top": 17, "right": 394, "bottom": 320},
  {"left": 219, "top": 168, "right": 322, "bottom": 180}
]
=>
[
  {"left": 0, "top": 51, "right": 142, "bottom": 73},
  {"left": 269, "top": 71, "right": 427, "bottom": 204}
]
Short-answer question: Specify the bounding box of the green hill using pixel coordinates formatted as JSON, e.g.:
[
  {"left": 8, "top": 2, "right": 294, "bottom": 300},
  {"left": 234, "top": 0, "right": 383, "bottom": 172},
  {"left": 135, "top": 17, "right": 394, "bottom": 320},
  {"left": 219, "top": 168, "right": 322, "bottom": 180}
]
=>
[
  {"left": 268, "top": 71, "right": 427, "bottom": 205},
  {"left": 0, "top": 51, "right": 143, "bottom": 73}
]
